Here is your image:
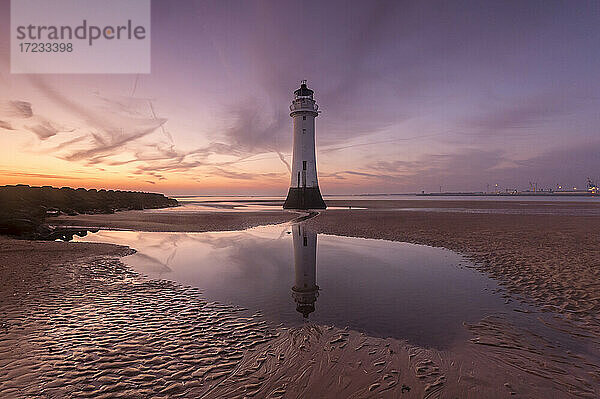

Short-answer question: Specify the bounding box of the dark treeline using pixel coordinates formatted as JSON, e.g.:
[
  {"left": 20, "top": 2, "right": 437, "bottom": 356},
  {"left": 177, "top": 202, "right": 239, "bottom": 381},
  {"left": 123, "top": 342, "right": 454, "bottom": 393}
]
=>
[{"left": 0, "top": 184, "right": 178, "bottom": 239}]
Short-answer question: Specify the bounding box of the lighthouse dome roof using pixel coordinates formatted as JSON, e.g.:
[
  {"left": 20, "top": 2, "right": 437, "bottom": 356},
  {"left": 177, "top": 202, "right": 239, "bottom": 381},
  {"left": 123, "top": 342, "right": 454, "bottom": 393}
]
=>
[{"left": 294, "top": 81, "right": 314, "bottom": 97}]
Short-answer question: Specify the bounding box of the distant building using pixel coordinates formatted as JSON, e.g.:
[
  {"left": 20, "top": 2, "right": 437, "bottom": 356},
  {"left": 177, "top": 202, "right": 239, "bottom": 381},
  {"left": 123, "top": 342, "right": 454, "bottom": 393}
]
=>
[{"left": 283, "top": 81, "right": 326, "bottom": 209}]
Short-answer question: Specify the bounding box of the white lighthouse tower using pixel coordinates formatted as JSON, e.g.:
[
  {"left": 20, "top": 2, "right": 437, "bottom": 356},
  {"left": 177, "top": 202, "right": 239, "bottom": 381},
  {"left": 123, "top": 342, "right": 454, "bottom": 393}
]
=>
[
  {"left": 291, "top": 223, "right": 319, "bottom": 318},
  {"left": 283, "top": 80, "right": 326, "bottom": 209}
]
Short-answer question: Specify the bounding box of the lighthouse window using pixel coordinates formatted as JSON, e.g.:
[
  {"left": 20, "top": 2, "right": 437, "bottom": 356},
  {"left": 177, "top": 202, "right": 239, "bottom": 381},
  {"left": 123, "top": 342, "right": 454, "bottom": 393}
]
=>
[
  {"left": 303, "top": 161, "right": 307, "bottom": 170},
  {"left": 302, "top": 128, "right": 306, "bottom": 134},
  {"left": 302, "top": 116, "right": 306, "bottom": 120},
  {"left": 303, "top": 237, "right": 307, "bottom": 246}
]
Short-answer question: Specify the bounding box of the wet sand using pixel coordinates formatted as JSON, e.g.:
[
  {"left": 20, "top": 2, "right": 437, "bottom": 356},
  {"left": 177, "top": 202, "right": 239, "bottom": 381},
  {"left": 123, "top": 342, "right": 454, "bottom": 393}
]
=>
[
  {"left": 50, "top": 209, "right": 297, "bottom": 232},
  {"left": 0, "top": 237, "right": 278, "bottom": 397},
  {"left": 2, "top": 200, "right": 599, "bottom": 397},
  {"left": 0, "top": 235, "right": 454, "bottom": 398},
  {"left": 307, "top": 201, "right": 600, "bottom": 397}
]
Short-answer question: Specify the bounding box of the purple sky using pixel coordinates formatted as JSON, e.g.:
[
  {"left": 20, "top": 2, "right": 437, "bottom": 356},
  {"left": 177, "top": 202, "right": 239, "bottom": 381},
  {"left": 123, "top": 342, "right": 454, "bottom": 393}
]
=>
[{"left": 1, "top": 0, "right": 599, "bottom": 194}]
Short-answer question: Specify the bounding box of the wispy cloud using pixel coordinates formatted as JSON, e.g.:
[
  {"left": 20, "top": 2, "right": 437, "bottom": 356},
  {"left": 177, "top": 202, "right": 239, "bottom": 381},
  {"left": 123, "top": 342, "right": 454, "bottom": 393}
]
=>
[
  {"left": 221, "top": 100, "right": 288, "bottom": 151},
  {"left": 0, "top": 120, "right": 13, "bottom": 130},
  {"left": 26, "top": 120, "right": 75, "bottom": 140},
  {"left": 0, "top": 169, "right": 98, "bottom": 180},
  {"left": 275, "top": 150, "right": 291, "bottom": 173},
  {"left": 0, "top": 100, "right": 33, "bottom": 119},
  {"left": 210, "top": 167, "right": 285, "bottom": 181},
  {"left": 0, "top": 99, "right": 77, "bottom": 141},
  {"left": 465, "top": 92, "right": 575, "bottom": 135},
  {"left": 60, "top": 120, "right": 167, "bottom": 162},
  {"left": 9, "top": 76, "right": 296, "bottom": 184}
]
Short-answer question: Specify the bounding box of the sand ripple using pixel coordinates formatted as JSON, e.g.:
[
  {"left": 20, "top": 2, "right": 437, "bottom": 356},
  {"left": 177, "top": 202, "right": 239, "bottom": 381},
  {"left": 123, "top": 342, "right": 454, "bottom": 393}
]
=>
[
  {"left": 2, "top": 227, "right": 599, "bottom": 398},
  {"left": 0, "top": 252, "right": 278, "bottom": 398}
]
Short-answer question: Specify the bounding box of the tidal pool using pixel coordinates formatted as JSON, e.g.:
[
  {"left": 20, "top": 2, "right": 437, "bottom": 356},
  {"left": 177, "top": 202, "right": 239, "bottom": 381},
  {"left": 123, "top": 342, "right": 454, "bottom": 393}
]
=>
[{"left": 75, "top": 223, "right": 508, "bottom": 348}]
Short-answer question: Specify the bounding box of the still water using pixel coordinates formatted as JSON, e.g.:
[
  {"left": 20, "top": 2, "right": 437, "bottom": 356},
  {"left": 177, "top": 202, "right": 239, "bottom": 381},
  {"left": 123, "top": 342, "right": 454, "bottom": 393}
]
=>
[{"left": 75, "top": 223, "right": 508, "bottom": 348}]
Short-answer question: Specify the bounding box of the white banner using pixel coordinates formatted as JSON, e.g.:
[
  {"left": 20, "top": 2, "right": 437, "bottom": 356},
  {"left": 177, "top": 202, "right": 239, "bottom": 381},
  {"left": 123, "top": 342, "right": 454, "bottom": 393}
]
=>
[{"left": 11, "top": 0, "right": 151, "bottom": 74}]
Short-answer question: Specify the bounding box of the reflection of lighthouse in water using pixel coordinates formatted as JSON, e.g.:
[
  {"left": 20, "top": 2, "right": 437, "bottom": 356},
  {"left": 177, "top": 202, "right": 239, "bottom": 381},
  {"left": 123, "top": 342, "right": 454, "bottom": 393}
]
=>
[{"left": 291, "top": 224, "right": 319, "bottom": 318}]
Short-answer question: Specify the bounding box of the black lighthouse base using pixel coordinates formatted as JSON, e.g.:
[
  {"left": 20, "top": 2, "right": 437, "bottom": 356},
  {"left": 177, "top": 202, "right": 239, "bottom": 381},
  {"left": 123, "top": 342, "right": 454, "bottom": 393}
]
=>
[{"left": 283, "top": 187, "right": 326, "bottom": 210}]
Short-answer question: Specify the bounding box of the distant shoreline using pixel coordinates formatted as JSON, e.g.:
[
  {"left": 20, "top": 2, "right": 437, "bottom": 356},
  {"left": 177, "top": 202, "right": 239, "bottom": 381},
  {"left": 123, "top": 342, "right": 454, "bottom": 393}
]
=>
[
  {"left": 414, "top": 191, "right": 599, "bottom": 197},
  {"left": 173, "top": 192, "right": 600, "bottom": 198}
]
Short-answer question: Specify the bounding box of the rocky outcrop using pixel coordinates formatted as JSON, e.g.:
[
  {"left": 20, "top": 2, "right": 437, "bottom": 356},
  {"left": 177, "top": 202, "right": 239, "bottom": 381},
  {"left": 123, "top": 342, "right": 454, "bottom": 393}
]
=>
[{"left": 0, "top": 185, "right": 178, "bottom": 239}]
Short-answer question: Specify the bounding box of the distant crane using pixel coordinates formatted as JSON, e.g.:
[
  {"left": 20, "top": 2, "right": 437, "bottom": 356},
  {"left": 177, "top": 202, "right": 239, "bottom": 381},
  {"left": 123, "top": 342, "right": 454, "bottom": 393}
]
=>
[{"left": 528, "top": 181, "right": 538, "bottom": 193}]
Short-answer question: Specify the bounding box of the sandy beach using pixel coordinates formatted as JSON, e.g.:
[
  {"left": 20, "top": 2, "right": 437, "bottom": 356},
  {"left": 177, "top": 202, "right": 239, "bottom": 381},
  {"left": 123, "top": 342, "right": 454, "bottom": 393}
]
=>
[
  {"left": 4, "top": 0, "right": 600, "bottom": 396},
  {"left": 50, "top": 209, "right": 296, "bottom": 233},
  {"left": 1, "top": 199, "right": 599, "bottom": 398}
]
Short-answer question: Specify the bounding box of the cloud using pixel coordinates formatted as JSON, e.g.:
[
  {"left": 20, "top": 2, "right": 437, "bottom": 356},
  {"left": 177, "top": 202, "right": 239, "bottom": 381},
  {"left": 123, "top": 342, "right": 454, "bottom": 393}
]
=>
[
  {"left": 210, "top": 167, "right": 285, "bottom": 181},
  {"left": 0, "top": 100, "right": 33, "bottom": 118},
  {"left": 319, "top": 149, "right": 510, "bottom": 192},
  {"left": 148, "top": 99, "right": 174, "bottom": 143},
  {"left": 201, "top": 99, "right": 294, "bottom": 173},
  {"left": 465, "top": 93, "right": 575, "bottom": 135},
  {"left": 7, "top": 11, "right": 416, "bottom": 183},
  {"left": 222, "top": 100, "right": 288, "bottom": 151},
  {"left": 317, "top": 0, "right": 402, "bottom": 101},
  {"left": 0, "top": 120, "right": 13, "bottom": 130},
  {"left": 202, "top": 1, "right": 410, "bottom": 149},
  {"left": 320, "top": 132, "right": 451, "bottom": 154},
  {"left": 0, "top": 99, "right": 77, "bottom": 140},
  {"left": 513, "top": 141, "right": 600, "bottom": 184},
  {"left": 319, "top": 171, "right": 348, "bottom": 181},
  {"left": 17, "top": 77, "right": 291, "bottom": 183},
  {"left": 210, "top": 168, "right": 256, "bottom": 181},
  {"left": 12, "top": 77, "right": 178, "bottom": 173},
  {"left": 26, "top": 120, "right": 62, "bottom": 140},
  {"left": 340, "top": 170, "right": 385, "bottom": 178},
  {"left": 60, "top": 119, "right": 167, "bottom": 162},
  {"left": 0, "top": 169, "right": 97, "bottom": 180},
  {"left": 27, "top": 76, "right": 120, "bottom": 132},
  {"left": 40, "top": 135, "right": 88, "bottom": 153},
  {"left": 133, "top": 158, "right": 206, "bottom": 174},
  {"left": 22, "top": 77, "right": 170, "bottom": 163},
  {"left": 351, "top": 141, "right": 600, "bottom": 192},
  {"left": 275, "top": 150, "right": 291, "bottom": 173}
]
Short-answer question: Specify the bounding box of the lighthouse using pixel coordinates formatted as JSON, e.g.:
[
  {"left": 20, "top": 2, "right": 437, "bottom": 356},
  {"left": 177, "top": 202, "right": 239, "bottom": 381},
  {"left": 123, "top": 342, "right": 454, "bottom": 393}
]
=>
[
  {"left": 291, "top": 223, "right": 319, "bottom": 318},
  {"left": 283, "top": 80, "right": 326, "bottom": 209}
]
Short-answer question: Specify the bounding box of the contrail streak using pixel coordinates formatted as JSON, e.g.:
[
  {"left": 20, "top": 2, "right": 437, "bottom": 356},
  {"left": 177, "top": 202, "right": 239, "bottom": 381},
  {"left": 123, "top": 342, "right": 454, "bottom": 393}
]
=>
[
  {"left": 275, "top": 150, "right": 291, "bottom": 173},
  {"left": 148, "top": 100, "right": 174, "bottom": 143}
]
